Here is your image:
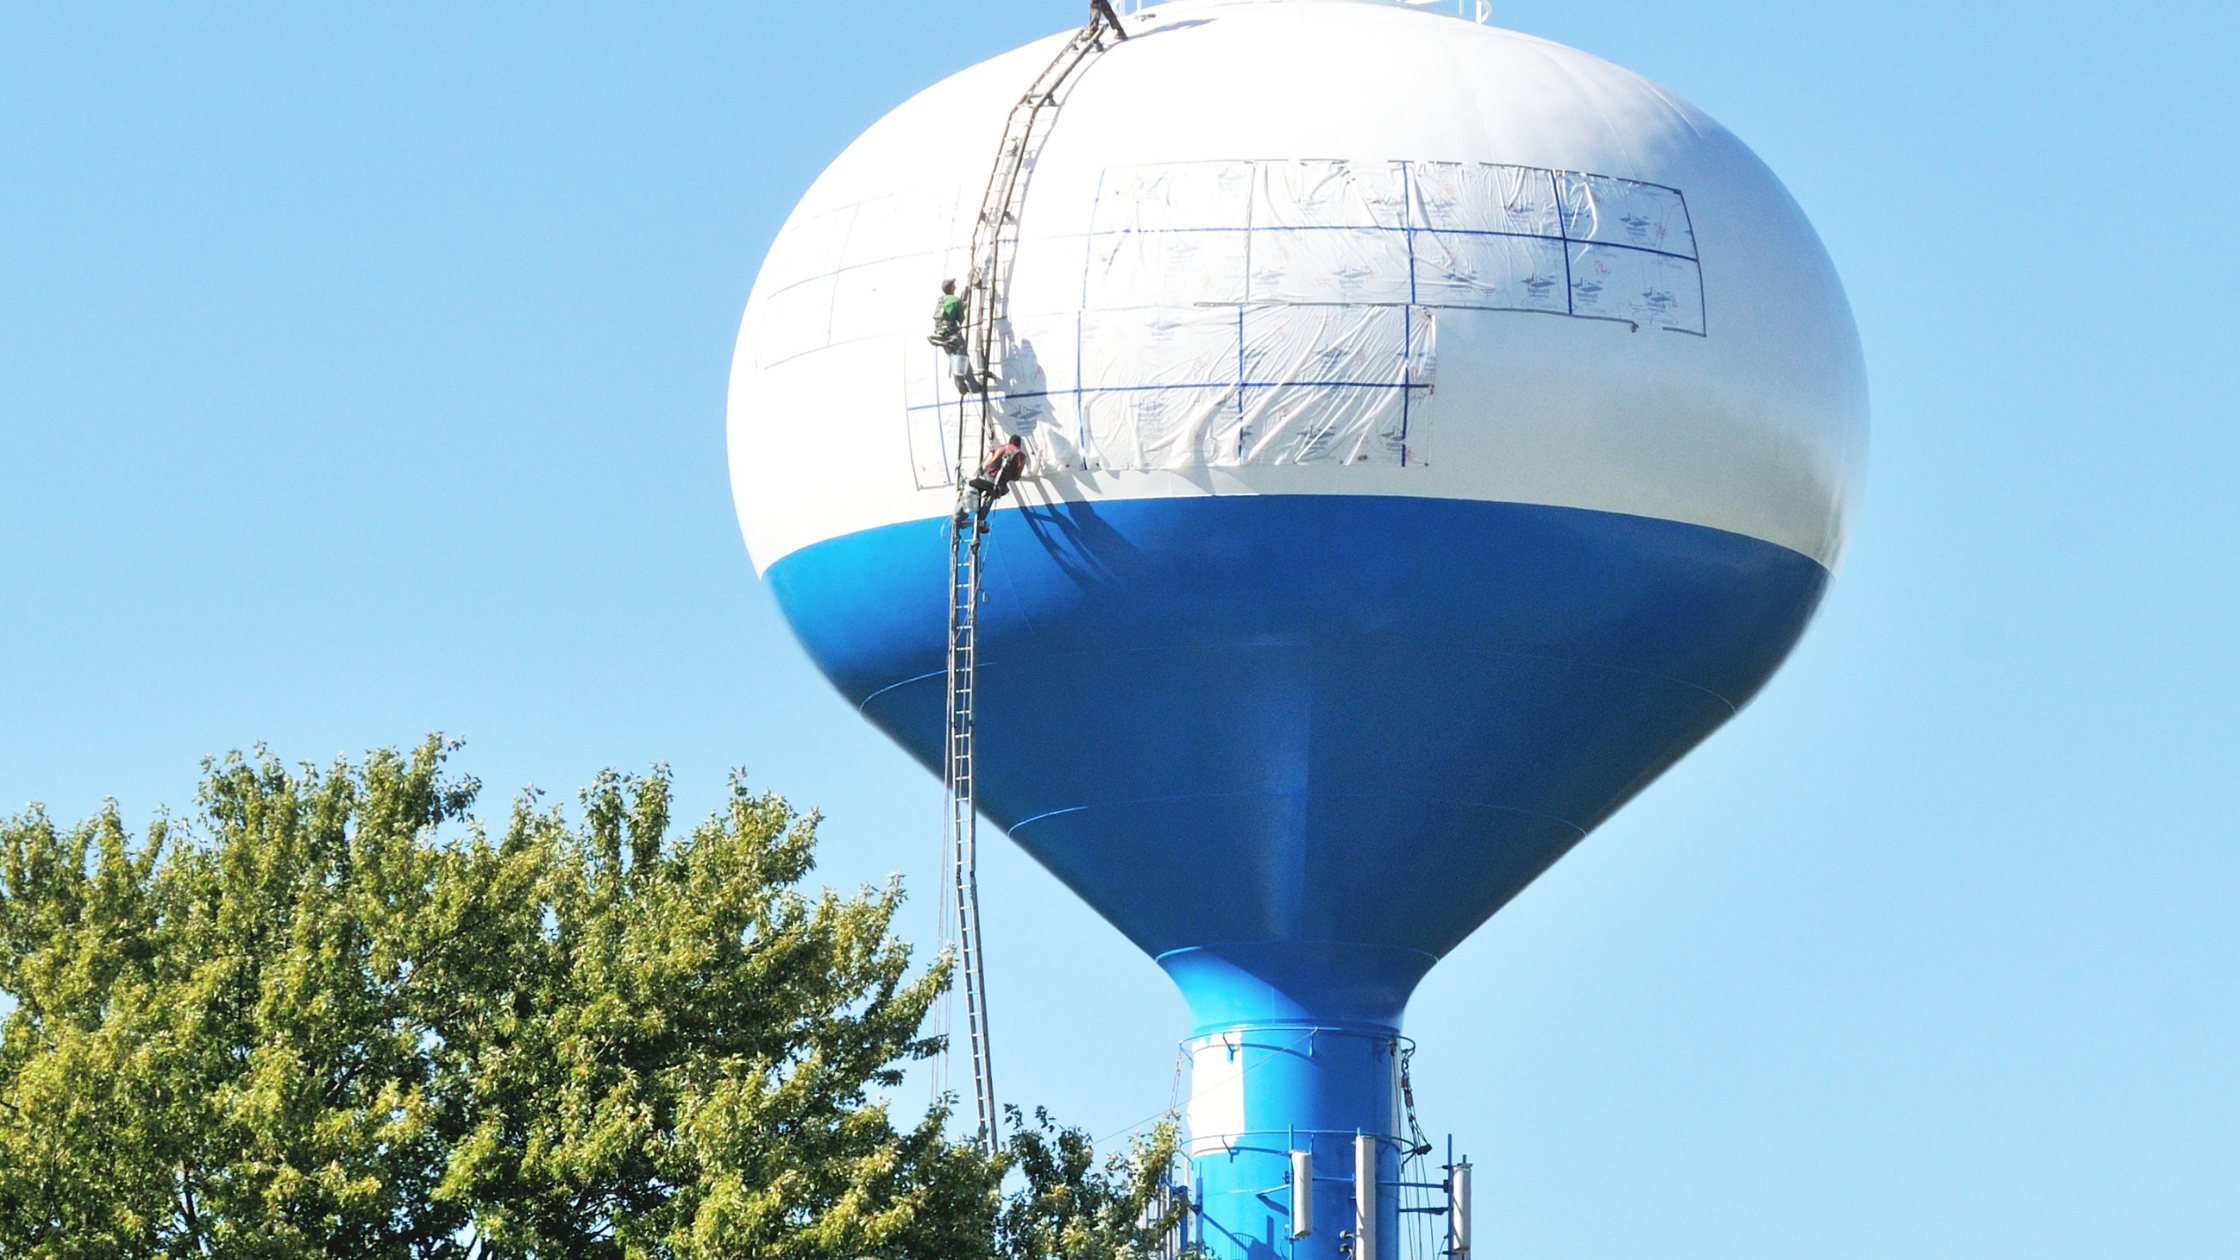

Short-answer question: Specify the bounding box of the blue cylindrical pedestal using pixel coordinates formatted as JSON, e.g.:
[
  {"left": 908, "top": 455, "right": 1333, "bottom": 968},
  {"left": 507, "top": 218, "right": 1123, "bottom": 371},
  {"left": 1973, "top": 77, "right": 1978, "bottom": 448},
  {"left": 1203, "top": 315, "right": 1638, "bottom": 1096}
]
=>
[
  {"left": 1184, "top": 1024, "right": 1405, "bottom": 1260},
  {"left": 1161, "top": 943, "right": 1433, "bottom": 1260}
]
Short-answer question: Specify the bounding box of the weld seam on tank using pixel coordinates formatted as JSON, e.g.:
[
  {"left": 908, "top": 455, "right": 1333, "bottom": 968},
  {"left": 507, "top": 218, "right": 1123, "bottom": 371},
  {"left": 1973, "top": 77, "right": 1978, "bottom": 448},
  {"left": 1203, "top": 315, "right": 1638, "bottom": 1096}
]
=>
[{"left": 1013, "top": 794, "right": 1588, "bottom": 836}]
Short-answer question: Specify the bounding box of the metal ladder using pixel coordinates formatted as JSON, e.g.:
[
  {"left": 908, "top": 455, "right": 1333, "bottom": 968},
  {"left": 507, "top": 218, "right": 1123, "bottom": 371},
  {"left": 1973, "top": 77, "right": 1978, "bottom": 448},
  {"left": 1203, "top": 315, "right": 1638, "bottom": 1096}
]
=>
[
  {"left": 942, "top": 0, "right": 1128, "bottom": 1158},
  {"left": 942, "top": 515, "right": 993, "bottom": 1153}
]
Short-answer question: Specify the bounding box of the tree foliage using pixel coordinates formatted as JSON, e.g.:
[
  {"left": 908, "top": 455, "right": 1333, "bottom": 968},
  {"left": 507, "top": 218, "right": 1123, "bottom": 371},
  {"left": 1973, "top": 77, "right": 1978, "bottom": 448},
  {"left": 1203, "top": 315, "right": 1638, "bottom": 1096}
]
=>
[
  {"left": 0, "top": 745, "right": 473, "bottom": 1257},
  {"left": 999, "top": 1109, "right": 1185, "bottom": 1260},
  {"left": 0, "top": 740, "right": 1185, "bottom": 1260}
]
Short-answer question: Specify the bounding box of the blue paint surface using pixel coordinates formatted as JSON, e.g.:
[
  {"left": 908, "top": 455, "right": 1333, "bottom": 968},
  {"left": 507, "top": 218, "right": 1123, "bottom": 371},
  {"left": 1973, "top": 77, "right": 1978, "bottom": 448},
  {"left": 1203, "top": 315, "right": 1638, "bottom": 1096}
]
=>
[
  {"left": 773, "top": 492, "right": 1824, "bottom": 1260},
  {"left": 1185, "top": 1024, "right": 1407, "bottom": 1260},
  {"left": 768, "top": 493, "right": 1826, "bottom": 1029}
]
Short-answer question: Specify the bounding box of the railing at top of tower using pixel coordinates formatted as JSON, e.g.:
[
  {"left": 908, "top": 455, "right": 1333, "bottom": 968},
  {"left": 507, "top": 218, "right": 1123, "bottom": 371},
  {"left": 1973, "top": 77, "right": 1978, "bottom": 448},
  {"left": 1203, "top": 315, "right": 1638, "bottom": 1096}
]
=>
[{"left": 1116, "top": 0, "right": 1492, "bottom": 22}]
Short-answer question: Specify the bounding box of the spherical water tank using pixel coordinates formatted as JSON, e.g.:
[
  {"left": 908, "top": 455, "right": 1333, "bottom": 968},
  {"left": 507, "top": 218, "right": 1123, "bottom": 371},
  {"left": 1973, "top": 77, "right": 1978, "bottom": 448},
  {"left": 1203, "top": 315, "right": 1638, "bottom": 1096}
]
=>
[{"left": 729, "top": 2, "right": 1864, "bottom": 1254}]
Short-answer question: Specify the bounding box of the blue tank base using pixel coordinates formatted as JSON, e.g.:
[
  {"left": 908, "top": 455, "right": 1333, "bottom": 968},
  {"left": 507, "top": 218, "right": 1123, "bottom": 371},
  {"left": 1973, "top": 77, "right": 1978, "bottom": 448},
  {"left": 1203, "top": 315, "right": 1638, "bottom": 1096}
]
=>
[{"left": 767, "top": 493, "right": 1830, "bottom": 986}]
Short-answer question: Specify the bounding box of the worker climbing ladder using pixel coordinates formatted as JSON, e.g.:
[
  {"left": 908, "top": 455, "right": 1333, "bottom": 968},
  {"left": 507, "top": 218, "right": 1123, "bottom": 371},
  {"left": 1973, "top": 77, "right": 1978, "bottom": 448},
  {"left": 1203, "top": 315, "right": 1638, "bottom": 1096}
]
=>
[{"left": 942, "top": 0, "right": 1128, "bottom": 1157}]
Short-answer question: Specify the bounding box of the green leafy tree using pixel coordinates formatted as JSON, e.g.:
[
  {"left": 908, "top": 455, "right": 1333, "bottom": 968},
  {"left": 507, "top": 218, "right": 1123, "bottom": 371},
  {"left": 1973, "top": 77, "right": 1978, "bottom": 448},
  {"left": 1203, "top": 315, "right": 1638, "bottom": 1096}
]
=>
[
  {"left": 0, "top": 802, "right": 181, "bottom": 1253},
  {"left": 998, "top": 1109, "right": 1187, "bottom": 1260},
  {"left": 0, "top": 744, "right": 473, "bottom": 1258},
  {"left": 417, "top": 765, "right": 999, "bottom": 1259},
  {"left": 0, "top": 740, "right": 1184, "bottom": 1260}
]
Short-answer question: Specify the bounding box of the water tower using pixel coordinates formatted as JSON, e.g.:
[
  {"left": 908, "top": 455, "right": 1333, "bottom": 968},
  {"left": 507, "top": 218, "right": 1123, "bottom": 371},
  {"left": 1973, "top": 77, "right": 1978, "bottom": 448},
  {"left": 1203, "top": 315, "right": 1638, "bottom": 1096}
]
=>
[{"left": 728, "top": 1, "right": 1865, "bottom": 1255}]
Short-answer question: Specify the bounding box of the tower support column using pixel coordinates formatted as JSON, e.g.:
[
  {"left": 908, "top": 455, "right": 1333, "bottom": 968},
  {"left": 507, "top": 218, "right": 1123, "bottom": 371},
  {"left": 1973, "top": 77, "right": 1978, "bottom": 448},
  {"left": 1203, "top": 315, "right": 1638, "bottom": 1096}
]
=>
[{"left": 1183, "top": 1024, "right": 1404, "bottom": 1260}]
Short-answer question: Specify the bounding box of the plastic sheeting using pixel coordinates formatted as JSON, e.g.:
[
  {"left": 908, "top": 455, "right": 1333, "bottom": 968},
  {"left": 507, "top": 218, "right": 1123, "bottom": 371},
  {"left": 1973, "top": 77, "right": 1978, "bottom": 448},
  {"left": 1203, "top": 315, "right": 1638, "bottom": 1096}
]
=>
[
  {"left": 896, "top": 157, "right": 1696, "bottom": 483},
  {"left": 1238, "top": 304, "right": 1432, "bottom": 465},
  {"left": 1076, "top": 304, "right": 1433, "bottom": 470},
  {"left": 906, "top": 304, "right": 1432, "bottom": 481},
  {"left": 1082, "top": 158, "right": 1702, "bottom": 329}
]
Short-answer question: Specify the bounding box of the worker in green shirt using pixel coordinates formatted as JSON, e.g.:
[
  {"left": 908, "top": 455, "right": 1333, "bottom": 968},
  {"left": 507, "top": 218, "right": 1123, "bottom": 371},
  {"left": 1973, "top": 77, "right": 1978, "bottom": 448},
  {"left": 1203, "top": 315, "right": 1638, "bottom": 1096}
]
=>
[
  {"left": 931, "top": 280, "right": 966, "bottom": 350},
  {"left": 931, "top": 279, "right": 979, "bottom": 394}
]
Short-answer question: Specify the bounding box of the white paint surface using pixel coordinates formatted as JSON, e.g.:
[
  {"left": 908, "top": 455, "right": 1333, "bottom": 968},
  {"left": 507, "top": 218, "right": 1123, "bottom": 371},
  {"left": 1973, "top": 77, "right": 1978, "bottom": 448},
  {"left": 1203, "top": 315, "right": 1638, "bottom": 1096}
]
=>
[{"left": 728, "top": 0, "right": 1866, "bottom": 572}]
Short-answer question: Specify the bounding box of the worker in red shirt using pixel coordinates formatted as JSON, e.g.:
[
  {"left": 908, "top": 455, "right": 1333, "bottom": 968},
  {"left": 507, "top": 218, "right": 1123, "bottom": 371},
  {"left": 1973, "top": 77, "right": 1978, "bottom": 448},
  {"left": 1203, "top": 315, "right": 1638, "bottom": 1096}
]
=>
[{"left": 954, "top": 435, "right": 1028, "bottom": 534}]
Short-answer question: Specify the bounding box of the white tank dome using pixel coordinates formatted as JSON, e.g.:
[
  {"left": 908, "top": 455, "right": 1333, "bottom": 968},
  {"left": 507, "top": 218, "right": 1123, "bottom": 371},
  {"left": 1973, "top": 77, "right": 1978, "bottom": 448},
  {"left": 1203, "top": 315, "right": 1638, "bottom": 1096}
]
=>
[{"left": 728, "top": 0, "right": 1866, "bottom": 575}]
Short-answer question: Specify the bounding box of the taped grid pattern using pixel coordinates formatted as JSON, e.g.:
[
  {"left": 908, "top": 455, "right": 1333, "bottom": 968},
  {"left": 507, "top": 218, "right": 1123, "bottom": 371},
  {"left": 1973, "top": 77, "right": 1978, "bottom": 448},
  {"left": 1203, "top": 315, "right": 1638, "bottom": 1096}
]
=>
[
  {"left": 746, "top": 160, "right": 1700, "bottom": 482},
  {"left": 1070, "top": 160, "right": 1702, "bottom": 330},
  {"left": 907, "top": 302, "right": 1434, "bottom": 482}
]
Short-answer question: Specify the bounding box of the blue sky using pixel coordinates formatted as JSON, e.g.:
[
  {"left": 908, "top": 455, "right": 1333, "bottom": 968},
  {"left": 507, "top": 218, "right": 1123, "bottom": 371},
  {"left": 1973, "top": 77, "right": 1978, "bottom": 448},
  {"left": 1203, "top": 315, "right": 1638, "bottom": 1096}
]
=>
[{"left": 2, "top": 1, "right": 2234, "bottom": 1255}]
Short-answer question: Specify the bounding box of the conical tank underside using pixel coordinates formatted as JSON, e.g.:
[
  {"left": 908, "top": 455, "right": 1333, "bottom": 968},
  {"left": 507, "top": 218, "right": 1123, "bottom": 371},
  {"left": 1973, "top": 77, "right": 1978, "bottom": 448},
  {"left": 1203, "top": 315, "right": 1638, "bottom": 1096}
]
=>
[{"left": 770, "top": 492, "right": 1825, "bottom": 1029}]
